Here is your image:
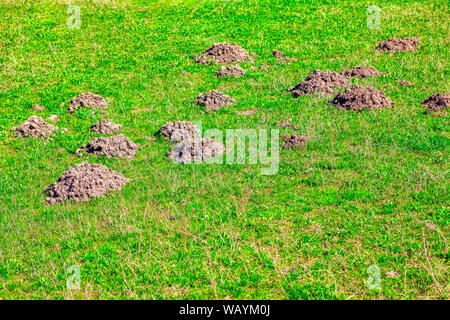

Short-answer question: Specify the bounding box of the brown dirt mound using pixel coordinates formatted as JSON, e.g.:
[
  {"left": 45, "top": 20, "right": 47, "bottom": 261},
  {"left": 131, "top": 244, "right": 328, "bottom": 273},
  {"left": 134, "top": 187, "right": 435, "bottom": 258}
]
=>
[
  {"left": 423, "top": 93, "right": 449, "bottom": 116},
  {"left": 77, "top": 134, "right": 138, "bottom": 159},
  {"left": 194, "top": 90, "right": 236, "bottom": 111},
  {"left": 398, "top": 80, "right": 412, "bottom": 86},
  {"left": 376, "top": 37, "right": 422, "bottom": 52},
  {"left": 90, "top": 119, "right": 123, "bottom": 134},
  {"left": 45, "top": 161, "right": 129, "bottom": 204},
  {"left": 282, "top": 134, "right": 307, "bottom": 148},
  {"left": 13, "top": 115, "right": 58, "bottom": 139},
  {"left": 31, "top": 104, "right": 45, "bottom": 111},
  {"left": 168, "top": 138, "right": 225, "bottom": 164},
  {"left": 330, "top": 85, "right": 395, "bottom": 111},
  {"left": 287, "top": 70, "right": 351, "bottom": 97},
  {"left": 215, "top": 65, "right": 246, "bottom": 78},
  {"left": 194, "top": 42, "right": 252, "bottom": 65},
  {"left": 156, "top": 121, "right": 201, "bottom": 141},
  {"left": 340, "top": 66, "right": 382, "bottom": 78},
  {"left": 68, "top": 92, "right": 108, "bottom": 113}
]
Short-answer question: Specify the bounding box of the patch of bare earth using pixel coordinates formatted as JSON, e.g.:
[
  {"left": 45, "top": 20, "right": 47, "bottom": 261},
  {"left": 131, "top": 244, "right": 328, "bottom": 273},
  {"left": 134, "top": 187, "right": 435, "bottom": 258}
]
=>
[
  {"left": 398, "top": 80, "right": 412, "bottom": 86},
  {"left": 194, "top": 42, "right": 253, "bottom": 65},
  {"left": 282, "top": 134, "right": 307, "bottom": 148},
  {"left": 215, "top": 65, "right": 246, "bottom": 78},
  {"left": 13, "top": 115, "right": 58, "bottom": 139},
  {"left": 340, "top": 66, "right": 382, "bottom": 78},
  {"left": 330, "top": 85, "right": 395, "bottom": 111},
  {"left": 272, "top": 50, "right": 296, "bottom": 63},
  {"left": 156, "top": 121, "right": 201, "bottom": 141},
  {"left": 90, "top": 119, "right": 123, "bottom": 134},
  {"left": 194, "top": 90, "right": 236, "bottom": 111},
  {"left": 423, "top": 93, "right": 449, "bottom": 116},
  {"left": 277, "top": 120, "right": 296, "bottom": 128},
  {"left": 68, "top": 92, "right": 108, "bottom": 113},
  {"left": 237, "top": 108, "right": 257, "bottom": 115},
  {"left": 167, "top": 139, "right": 225, "bottom": 164},
  {"left": 45, "top": 161, "right": 129, "bottom": 204},
  {"left": 77, "top": 134, "right": 138, "bottom": 159},
  {"left": 287, "top": 70, "right": 351, "bottom": 97},
  {"left": 376, "top": 37, "right": 422, "bottom": 52}
]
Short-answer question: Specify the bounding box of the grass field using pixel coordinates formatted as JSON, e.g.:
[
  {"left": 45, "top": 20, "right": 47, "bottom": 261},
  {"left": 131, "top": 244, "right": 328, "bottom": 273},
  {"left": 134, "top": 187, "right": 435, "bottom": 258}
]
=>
[{"left": 0, "top": 0, "right": 448, "bottom": 299}]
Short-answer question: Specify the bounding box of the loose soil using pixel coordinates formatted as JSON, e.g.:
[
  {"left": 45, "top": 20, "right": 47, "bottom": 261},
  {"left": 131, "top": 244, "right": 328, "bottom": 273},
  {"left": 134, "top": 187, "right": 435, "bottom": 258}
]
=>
[
  {"left": 68, "top": 92, "right": 108, "bottom": 113},
  {"left": 194, "top": 90, "right": 236, "bottom": 111},
  {"left": 168, "top": 138, "right": 225, "bottom": 164},
  {"left": 45, "top": 161, "right": 130, "bottom": 204},
  {"left": 77, "top": 134, "right": 138, "bottom": 159},
  {"left": 287, "top": 70, "right": 351, "bottom": 97},
  {"left": 13, "top": 115, "right": 58, "bottom": 139},
  {"left": 156, "top": 121, "right": 201, "bottom": 141},
  {"left": 215, "top": 65, "right": 246, "bottom": 78},
  {"left": 340, "top": 66, "right": 382, "bottom": 78},
  {"left": 194, "top": 42, "right": 252, "bottom": 65},
  {"left": 282, "top": 134, "right": 307, "bottom": 148},
  {"left": 330, "top": 85, "right": 395, "bottom": 111},
  {"left": 423, "top": 93, "right": 449, "bottom": 116},
  {"left": 90, "top": 119, "right": 123, "bottom": 134},
  {"left": 376, "top": 37, "right": 422, "bottom": 52}
]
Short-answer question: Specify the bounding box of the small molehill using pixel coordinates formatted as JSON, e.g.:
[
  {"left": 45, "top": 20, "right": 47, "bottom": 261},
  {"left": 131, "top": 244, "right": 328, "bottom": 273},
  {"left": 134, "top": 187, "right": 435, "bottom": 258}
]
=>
[
  {"left": 194, "top": 90, "right": 236, "bottom": 111},
  {"left": 168, "top": 139, "right": 225, "bottom": 164},
  {"left": 31, "top": 104, "right": 45, "bottom": 111},
  {"left": 45, "top": 161, "right": 129, "bottom": 204},
  {"left": 156, "top": 121, "right": 201, "bottom": 141},
  {"left": 376, "top": 37, "right": 422, "bottom": 52},
  {"left": 282, "top": 134, "right": 307, "bottom": 148},
  {"left": 215, "top": 65, "right": 246, "bottom": 78},
  {"left": 423, "top": 93, "right": 449, "bottom": 116},
  {"left": 272, "top": 50, "right": 296, "bottom": 63},
  {"left": 68, "top": 92, "right": 108, "bottom": 113},
  {"left": 398, "top": 80, "right": 412, "bottom": 86},
  {"left": 330, "top": 85, "right": 395, "bottom": 111},
  {"left": 13, "top": 115, "right": 58, "bottom": 139},
  {"left": 287, "top": 70, "right": 351, "bottom": 97},
  {"left": 194, "top": 42, "right": 252, "bottom": 65},
  {"left": 77, "top": 134, "right": 138, "bottom": 159},
  {"left": 340, "top": 66, "right": 382, "bottom": 78},
  {"left": 90, "top": 119, "right": 123, "bottom": 134}
]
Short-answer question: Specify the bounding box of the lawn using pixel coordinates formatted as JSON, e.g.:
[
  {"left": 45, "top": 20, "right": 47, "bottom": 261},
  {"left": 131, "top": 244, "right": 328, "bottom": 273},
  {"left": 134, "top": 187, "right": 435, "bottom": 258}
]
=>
[{"left": 0, "top": 0, "right": 448, "bottom": 299}]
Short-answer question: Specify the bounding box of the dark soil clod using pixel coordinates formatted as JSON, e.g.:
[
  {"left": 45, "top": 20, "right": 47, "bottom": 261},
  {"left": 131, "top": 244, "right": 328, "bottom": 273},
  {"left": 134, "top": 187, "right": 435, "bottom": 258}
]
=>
[
  {"left": 376, "top": 37, "right": 422, "bottom": 52},
  {"left": 68, "top": 92, "right": 108, "bottom": 113},
  {"left": 423, "top": 93, "right": 449, "bottom": 116},
  {"left": 330, "top": 85, "right": 395, "bottom": 111},
  {"left": 287, "top": 70, "right": 351, "bottom": 97},
  {"left": 194, "top": 90, "right": 236, "bottom": 111},
  {"left": 194, "top": 42, "right": 252, "bottom": 65},
  {"left": 282, "top": 134, "right": 307, "bottom": 148},
  {"left": 45, "top": 161, "right": 129, "bottom": 204},
  {"left": 13, "top": 115, "right": 58, "bottom": 139}
]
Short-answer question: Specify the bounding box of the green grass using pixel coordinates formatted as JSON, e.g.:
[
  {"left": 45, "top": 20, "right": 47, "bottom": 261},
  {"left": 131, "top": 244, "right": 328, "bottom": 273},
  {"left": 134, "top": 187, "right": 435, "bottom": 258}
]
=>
[{"left": 0, "top": 0, "right": 448, "bottom": 299}]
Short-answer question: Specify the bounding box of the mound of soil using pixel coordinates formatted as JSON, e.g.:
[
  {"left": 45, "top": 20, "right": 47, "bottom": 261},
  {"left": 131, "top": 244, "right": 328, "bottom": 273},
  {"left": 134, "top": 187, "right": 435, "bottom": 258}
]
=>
[
  {"left": 282, "top": 134, "right": 307, "bottom": 148},
  {"left": 13, "top": 115, "right": 58, "bottom": 139},
  {"left": 168, "top": 138, "right": 225, "bottom": 164},
  {"left": 376, "top": 37, "right": 422, "bottom": 52},
  {"left": 215, "top": 65, "right": 246, "bottom": 78},
  {"left": 272, "top": 50, "right": 296, "bottom": 63},
  {"left": 423, "top": 93, "right": 449, "bottom": 116},
  {"left": 340, "top": 66, "right": 382, "bottom": 78},
  {"left": 330, "top": 85, "right": 395, "bottom": 111},
  {"left": 68, "top": 92, "right": 108, "bottom": 113},
  {"left": 156, "top": 121, "right": 201, "bottom": 141},
  {"left": 90, "top": 119, "right": 123, "bottom": 134},
  {"left": 287, "top": 70, "right": 351, "bottom": 97},
  {"left": 45, "top": 161, "right": 129, "bottom": 204},
  {"left": 194, "top": 90, "right": 236, "bottom": 111},
  {"left": 78, "top": 134, "right": 138, "bottom": 159},
  {"left": 194, "top": 42, "right": 252, "bottom": 65}
]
